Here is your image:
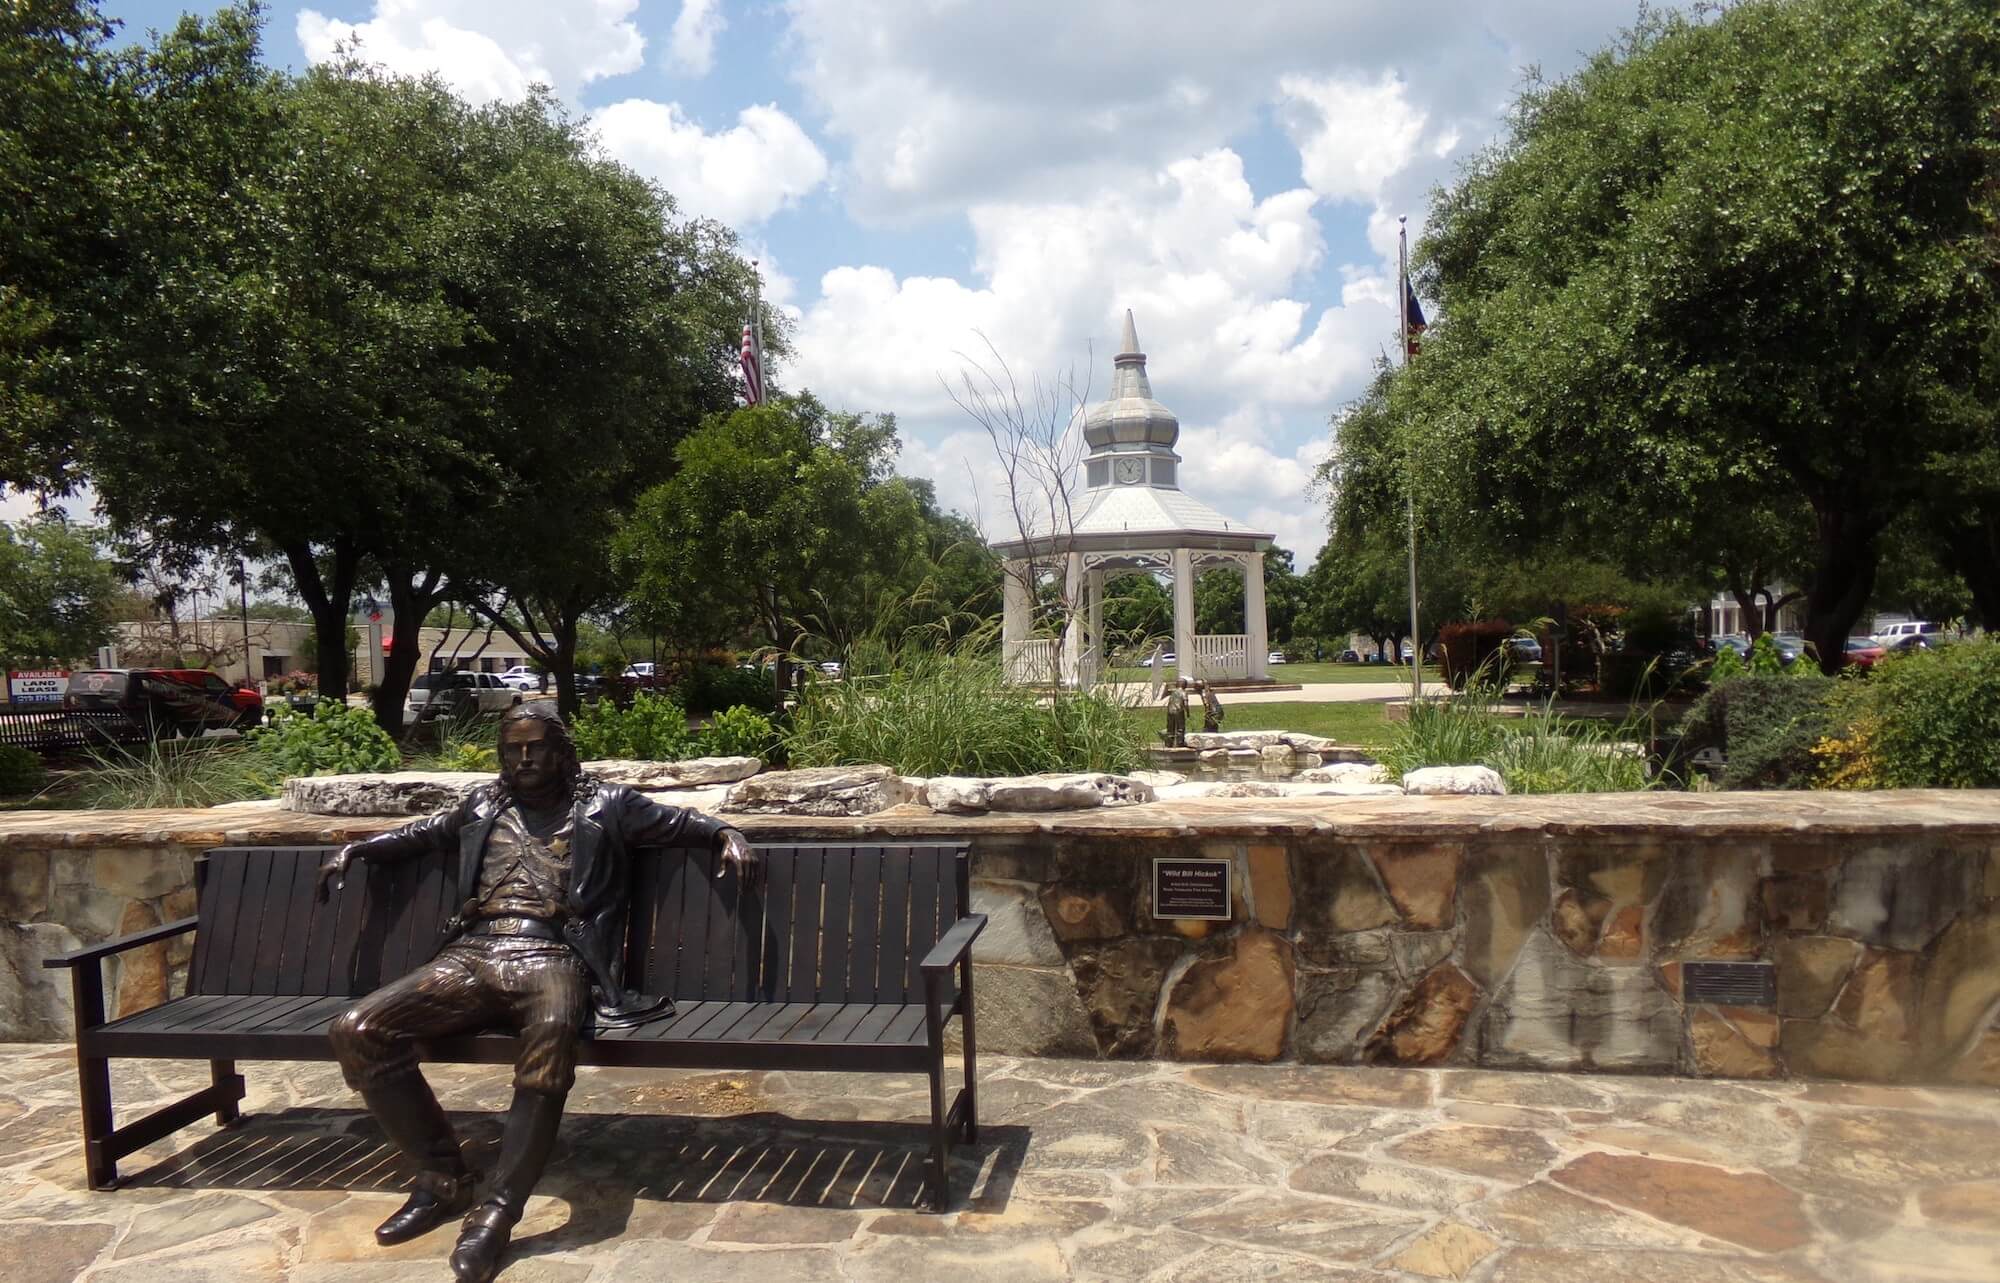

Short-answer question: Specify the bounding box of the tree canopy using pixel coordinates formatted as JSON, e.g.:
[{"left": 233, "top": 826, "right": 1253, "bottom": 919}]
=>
[
  {"left": 0, "top": 516, "right": 122, "bottom": 665},
  {"left": 1343, "top": 0, "right": 1999, "bottom": 668}
]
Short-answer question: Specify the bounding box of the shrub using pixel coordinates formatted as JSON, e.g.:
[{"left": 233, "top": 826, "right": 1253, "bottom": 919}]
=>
[
  {"left": 1377, "top": 684, "right": 1510, "bottom": 777},
  {"left": 71, "top": 740, "right": 277, "bottom": 809},
  {"left": 696, "top": 704, "right": 777, "bottom": 759},
  {"left": 679, "top": 662, "right": 777, "bottom": 715},
  {"left": 1816, "top": 638, "right": 2000, "bottom": 788},
  {"left": 246, "top": 702, "right": 401, "bottom": 778},
  {"left": 784, "top": 647, "right": 1144, "bottom": 776},
  {"left": 570, "top": 691, "right": 695, "bottom": 761},
  {"left": 1678, "top": 674, "right": 1832, "bottom": 788},
  {"left": 0, "top": 743, "right": 47, "bottom": 796}
]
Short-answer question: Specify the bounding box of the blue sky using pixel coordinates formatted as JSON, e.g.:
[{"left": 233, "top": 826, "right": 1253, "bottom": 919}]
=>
[{"left": 83, "top": 1, "right": 1672, "bottom": 561}]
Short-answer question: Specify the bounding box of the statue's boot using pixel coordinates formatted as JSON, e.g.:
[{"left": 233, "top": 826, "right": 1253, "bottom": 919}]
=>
[
  {"left": 362, "top": 1076, "right": 475, "bottom": 1246},
  {"left": 450, "top": 1088, "right": 565, "bottom": 1283}
]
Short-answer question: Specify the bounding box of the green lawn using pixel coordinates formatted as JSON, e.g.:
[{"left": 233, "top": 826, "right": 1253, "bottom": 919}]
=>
[
  {"left": 1135, "top": 700, "right": 1395, "bottom": 750},
  {"left": 1109, "top": 662, "right": 1438, "bottom": 685}
]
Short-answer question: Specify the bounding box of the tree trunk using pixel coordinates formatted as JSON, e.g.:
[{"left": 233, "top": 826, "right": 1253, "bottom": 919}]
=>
[
  {"left": 1945, "top": 521, "right": 2000, "bottom": 630},
  {"left": 372, "top": 566, "right": 449, "bottom": 737},
  {"left": 1728, "top": 586, "right": 1763, "bottom": 639},
  {"left": 552, "top": 615, "right": 581, "bottom": 720},
  {"left": 282, "top": 538, "right": 358, "bottom": 703},
  {"left": 1802, "top": 502, "right": 1883, "bottom": 675}
]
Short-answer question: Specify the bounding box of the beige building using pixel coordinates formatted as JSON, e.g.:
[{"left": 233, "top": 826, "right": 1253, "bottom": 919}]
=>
[{"left": 108, "top": 616, "right": 539, "bottom": 688}]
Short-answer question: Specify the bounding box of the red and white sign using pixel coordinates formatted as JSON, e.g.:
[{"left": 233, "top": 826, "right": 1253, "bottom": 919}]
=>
[{"left": 8, "top": 669, "right": 69, "bottom": 705}]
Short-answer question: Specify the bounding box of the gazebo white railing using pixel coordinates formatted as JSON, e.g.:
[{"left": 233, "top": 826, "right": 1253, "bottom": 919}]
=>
[
  {"left": 1191, "top": 634, "right": 1248, "bottom": 680},
  {"left": 1004, "top": 638, "right": 1058, "bottom": 685}
]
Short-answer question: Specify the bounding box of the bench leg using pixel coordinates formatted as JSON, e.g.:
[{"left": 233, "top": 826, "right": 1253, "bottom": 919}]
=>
[
  {"left": 210, "top": 1060, "right": 245, "bottom": 1126},
  {"left": 924, "top": 1051, "right": 950, "bottom": 1212},
  {"left": 958, "top": 963, "right": 978, "bottom": 1146},
  {"left": 68, "top": 963, "right": 119, "bottom": 1190}
]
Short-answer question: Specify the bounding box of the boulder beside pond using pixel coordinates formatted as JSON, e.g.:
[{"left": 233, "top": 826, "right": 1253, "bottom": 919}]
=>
[
  {"left": 925, "top": 773, "right": 1156, "bottom": 816},
  {"left": 1402, "top": 765, "right": 1508, "bottom": 796},
  {"left": 720, "top": 766, "right": 923, "bottom": 817}
]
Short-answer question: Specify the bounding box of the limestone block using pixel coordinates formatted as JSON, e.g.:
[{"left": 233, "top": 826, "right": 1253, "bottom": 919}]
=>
[
  {"left": 283, "top": 770, "right": 487, "bottom": 816},
  {"left": 1130, "top": 770, "right": 1185, "bottom": 788},
  {"left": 970, "top": 881, "right": 1064, "bottom": 967},
  {"left": 0, "top": 850, "right": 50, "bottom": 919},
  {"left": 1947, "top": 1029, "right": 2000, "bottom": 1087},
  {"left": 1277, "top": 733, "right": 1341, "bottom": 755},
  {"left": 1833, "top": 949, "right": 1920, "bottom": 1043},
  {"left": 1259, "top": 744, "right": 1294, "bottom": 762},
  {"left": 1070, "top": 937, "right": 1183, "bottom": 1056},
  {"left": 1039, "top": 884, "right": 1130, "bottom": 943},
  {"left": 110, "top": 899, "right": 169, "bottom": 1018},
  {"left": 1392, "top": 931, "right": 1455, "bottom": 978},
  {"left": 1368, "top": 962, "right": 1480, "bottom": 1065},
  {"left": 1245, "top": 844, "right": 1292, "bottom": 930},
  {"left": 1459, "top": 849, "right": 1551, "bottom": 990},
  {"left": 1828, "top": 846, "right": 1983, "bottom": 951},
  {"left": 721, "top": 766, "right": 919, "bottom": 816},
  {"left": 1297, "top": 762, "right": 1391, "bottom": 785},
  {"left": 1689, "top": 1007, "right": 1779, "bottom": 1080},
  {"left": 1650, "top": 849, "right": 1760, "bottom": 960},
  {"left": 1782, "top": 1017, "right": 1915, "bottom": 1082},
  {"left": 0, "top": 920, "right": 81, "bottom": 1041},
  {"left": 1597, "top": 905, "right": 1646, "bottom": 961},
  {"left": 1369, "top": 845, "right": 1462, "bottom": 929},
  {"left": 586, "top": 756, "right": 763, "bottom": 787},
  {"left": 968, "top": 965, "right": 1098, "bottom": 1057},
  {"left": 1549, "top": 1152, "right": 1811, "bottom": 1254},
  {"left": 1161, "top": 928, "right": 1295, "bottom": 1062},
  {"left": 88, "top": 847, "right": 192, "bottom": 900},
  {"left": 985, "top": 773, "right": 1154, "bottom": 811},
  {"left": 1185, "top": 731, "right": 1284, "bottom": 751},
  {"left": 1402, "top": 765, "right": 1506, "bottom": 795},
  {"left": 1918, "top": 908, "right": 2000, "bottom": 1067},
  {"left": 1551, "top": 888, "right": 1611, "bottom": 957},
  {"left": 1774, "top": 934, "right": 1862, "bottom": 1018},
  {"left": 1297, "top": 928, "right": 1393, "bottom": 968},
  {"left": 1295, "top": 967, "right": 1398, "bottom": 1063},
  {"left": 925, "top": 777, "right": 991, "bottom": 814},
  {"left": 1295, "top": 849, "right": 1398, "bottom": 934},
  {"left": 1761, "top": 869, "right": 1830, "bottom": 933},
  {"left": 1477, "top": 930, "right": 1681, "bottom": 1072},
  {"left": 1385, "top": 1221, "right": 1500, "bottom": 1280}
]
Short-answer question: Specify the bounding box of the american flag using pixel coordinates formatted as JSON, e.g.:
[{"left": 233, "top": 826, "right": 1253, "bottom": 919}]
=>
[
  {"left": 739, "top": 316, "right": 765, "bottom": 405},
  {"left": 1403, "top": 279, "right": 1427, "bottom": 359}
]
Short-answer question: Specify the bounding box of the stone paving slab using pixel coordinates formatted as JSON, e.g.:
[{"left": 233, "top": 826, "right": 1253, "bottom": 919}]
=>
[{"left": 0, "top": 1045, "right": 1994, "bottom": 1282}]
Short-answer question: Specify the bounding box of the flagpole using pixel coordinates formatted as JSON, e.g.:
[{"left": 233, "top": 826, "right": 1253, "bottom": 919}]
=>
[{"left": 1400, "top": 218, "right": 1422, "bottom": 702}]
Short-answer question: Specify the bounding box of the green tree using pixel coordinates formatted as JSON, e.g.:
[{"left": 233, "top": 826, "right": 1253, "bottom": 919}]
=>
[
  {"left": 616, "top": 397, "right": 953, "bottom": 658},
  {"left": 1383, "top": 0, "right": 1999, "bottom": 671},
  {"left": 0, "top": 515, "right": 122, "bottom": 664}
]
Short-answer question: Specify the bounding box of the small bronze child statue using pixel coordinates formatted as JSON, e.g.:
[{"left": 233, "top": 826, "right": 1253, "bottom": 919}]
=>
[
  {"left": 316, "top": 705, "right": 756, "bottom": 1282},
  {"left": 1199, "top": 679, "right": 1224, "bottom": 733},
  {"left": 1163, "top": 675, "right": 1189, "bottom": 747}
]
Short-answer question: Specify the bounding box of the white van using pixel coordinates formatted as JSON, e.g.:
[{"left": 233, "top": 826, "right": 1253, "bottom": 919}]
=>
[{"left": 1873, "top": 620, "right": 1938, "bottom": 646}]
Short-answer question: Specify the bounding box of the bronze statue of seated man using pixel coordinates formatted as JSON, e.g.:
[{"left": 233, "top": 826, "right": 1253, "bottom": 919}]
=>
[{"left": 316, "top": 704, "right": 756, "bottom": 1282}]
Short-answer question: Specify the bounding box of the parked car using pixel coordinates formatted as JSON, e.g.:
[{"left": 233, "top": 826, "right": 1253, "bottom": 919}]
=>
[
  {"left": 1873, "top": 620, "right": 1938, "bottom": 647},
  {"left": 1708, "top": 634, "right": 1751, "bottom": 656},
  {"left": 64, "top": 668, "right": 264, "bottom": 737},
  {"left": 498, "top": 665, "right": 546, "bottom": 693},
  {"left": 1844, "top": 637, "right": 1886, "bottom": 668},
  {"left": 1769, "top": 633, "right": 1807, "bottom": 665},
  {"left": 1158, "top": 651, "right": 1177, "bottom": 665},
  {"left": 818, "top": 660, "right": 844, "bottom": 678},
  {"left": 1500, "top": 637, "right": 1544, "bottom": 664},
  {"left": 1267, "top": 651, "right": 1286, "bottom": 665},
  {"left": 1337, "top": 649, "right": 1360, "bottom": 664},
  {"left": 622, "top": 662, "right": 657, "bottom": 679},
  {"left": 407, "top": 670, "right": 521, "bottom": 720},
  {"left": 1886, "top": 632, "right": 1945, "bottom": 654}
]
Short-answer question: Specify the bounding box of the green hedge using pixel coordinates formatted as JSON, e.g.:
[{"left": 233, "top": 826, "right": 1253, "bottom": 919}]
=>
[
  {"left": 1821, "top": 639, "right": 2000, "bottom": 788},
  {"left": 1679, "top": 674, "right": 1833, "bottom": 789}
]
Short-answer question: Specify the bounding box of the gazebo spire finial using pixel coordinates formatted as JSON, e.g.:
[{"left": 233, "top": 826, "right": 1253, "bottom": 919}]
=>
[{"left": 1120, "top": 308, "right": 1140, "bottom": 356}]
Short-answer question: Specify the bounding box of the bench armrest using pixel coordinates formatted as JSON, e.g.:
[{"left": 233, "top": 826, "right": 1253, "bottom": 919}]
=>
[
  {"left": 920, "top": 914, "right": 987, "bottom": 975},
  {"left": 42, "top": 916, "right": 198, "bottom": 969}
]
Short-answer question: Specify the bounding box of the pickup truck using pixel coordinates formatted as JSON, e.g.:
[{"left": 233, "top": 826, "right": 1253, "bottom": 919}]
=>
[
  {"left": 406, "top": 670, "right": 522, "bottom": 720},
  {"left": 64, "top": 669, "right": 264, "bottom": 737}
]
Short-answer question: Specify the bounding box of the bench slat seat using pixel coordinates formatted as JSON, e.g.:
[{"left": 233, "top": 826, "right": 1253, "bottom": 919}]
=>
[{"left": 48, "top": 840, "right": 983, "bottom": 1207}]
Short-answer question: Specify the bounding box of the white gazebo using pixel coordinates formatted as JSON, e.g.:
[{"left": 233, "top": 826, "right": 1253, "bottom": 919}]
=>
[{"left": 993, "top": 311, "right": 1275, "bottom": 688}]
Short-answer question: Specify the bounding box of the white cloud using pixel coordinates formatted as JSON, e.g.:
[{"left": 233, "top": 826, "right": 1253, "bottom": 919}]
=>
[
  {"left": 297, "top": 0, "right": 645, "bottom": 104},
  {"left": 592, "top": 100, "right": 829, "bottom": 226},
  {"left": 783, "top": 0, "right": 1644, "bottom": 221},
  {"left": 1278, "top": 73, "right": 1429, "bottom": 205},
  {"left": 667, "top": 0, "right": 727, "bottom": 76}
]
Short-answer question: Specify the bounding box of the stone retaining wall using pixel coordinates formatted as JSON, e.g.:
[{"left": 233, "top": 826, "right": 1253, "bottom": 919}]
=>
[{"left": 3, "top": 793, "right": 1997, "bottom": 1084}]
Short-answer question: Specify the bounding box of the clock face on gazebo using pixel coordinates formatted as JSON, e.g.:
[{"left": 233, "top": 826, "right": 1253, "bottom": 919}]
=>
[{"left": 989, "top": 309, "right": 1276, "bottom": 690}]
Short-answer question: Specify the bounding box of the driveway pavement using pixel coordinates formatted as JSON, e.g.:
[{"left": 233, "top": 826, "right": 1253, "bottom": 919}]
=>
[{"left": 0, "top": 1046, "right": 1993, "bottom": 1282}]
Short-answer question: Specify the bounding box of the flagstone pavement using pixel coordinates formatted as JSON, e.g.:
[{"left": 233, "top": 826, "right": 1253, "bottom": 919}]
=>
[{"left": 0, "top": 1045, "right": 1995, "bottom": 1283}]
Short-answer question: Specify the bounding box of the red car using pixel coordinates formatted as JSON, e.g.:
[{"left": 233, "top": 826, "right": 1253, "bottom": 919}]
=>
[
  {"left": 1843, "top": 638, "right": 1886, "bottom": 669},
  {"left": 65, "top": 669, "right": 265, "bottom": 737}
]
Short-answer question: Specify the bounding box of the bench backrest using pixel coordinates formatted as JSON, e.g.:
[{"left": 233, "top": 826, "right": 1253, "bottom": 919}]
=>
[{"left": 190, "top": 841, "right": 970, "bottom": 1004}]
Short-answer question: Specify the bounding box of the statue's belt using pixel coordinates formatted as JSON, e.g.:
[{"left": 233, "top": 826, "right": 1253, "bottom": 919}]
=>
[{"left": 464, "top": 915, "right": 564, "bottom": 943}]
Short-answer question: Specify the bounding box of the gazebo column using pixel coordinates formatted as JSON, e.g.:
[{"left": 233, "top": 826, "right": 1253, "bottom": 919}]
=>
[
  {"left": 1084, "top": 567, "right": 1105, "bottom": 688},
  {"left": 1172, "top": 547, "right": 1195, "bottom": 679},
  {"left": 1002, "top": 559, "right": 1031, "bottom": 682},
  {"left": 1059, "top": 551, "right": 1084, "bottom": 687},
  {"left": 1244, "top": 550, "right": 1268, "bottom": 680}
]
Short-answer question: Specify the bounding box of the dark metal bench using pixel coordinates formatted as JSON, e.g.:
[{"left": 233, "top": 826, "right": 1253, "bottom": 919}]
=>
[{"left": 45, "top": 841, "right": 985, "bottom": 1209}]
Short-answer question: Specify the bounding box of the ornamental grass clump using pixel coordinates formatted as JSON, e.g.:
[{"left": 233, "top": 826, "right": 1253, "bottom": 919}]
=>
[
  {"left": 783, "top": 645, "right": 1144, "bottom": 777},
  {"left": 1380, "top": 668, "right": 1658, "bottom": 794},
  {"left": 70, "top": 738, "right": 278, "bottom": 809}
]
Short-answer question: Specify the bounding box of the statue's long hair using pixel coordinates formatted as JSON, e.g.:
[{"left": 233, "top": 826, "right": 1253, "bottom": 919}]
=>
[{"left": 493, "top": 703, "right": 598, "bottom": 807}]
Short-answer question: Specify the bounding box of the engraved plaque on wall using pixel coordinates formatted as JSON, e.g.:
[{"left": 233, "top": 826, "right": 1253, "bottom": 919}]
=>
[{"left": 1152, "top": 858, "right": 1232, "bottom": 921}]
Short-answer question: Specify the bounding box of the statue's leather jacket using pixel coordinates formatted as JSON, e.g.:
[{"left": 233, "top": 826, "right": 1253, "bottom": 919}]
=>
[{"left": 343, "top": 778, "right": 732, "bottom": 1021}]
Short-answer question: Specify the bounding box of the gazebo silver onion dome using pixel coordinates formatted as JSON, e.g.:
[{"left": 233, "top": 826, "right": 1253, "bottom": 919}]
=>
[{"left": 992, "top": 310, "right": 1275, "bottom": 688}]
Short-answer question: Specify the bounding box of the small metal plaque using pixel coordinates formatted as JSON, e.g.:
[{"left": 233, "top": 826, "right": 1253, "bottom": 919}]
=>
[
  {"left": 1152, "top": 857, "right": 1232, "bottom": 921},
  {"left": 1682, "top": 961, "right": 1777, "bottom": 1007}
]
